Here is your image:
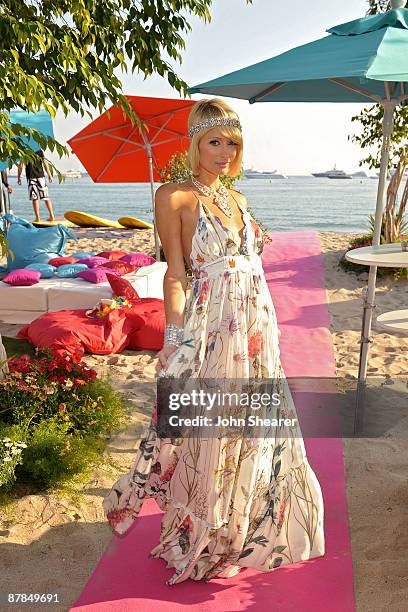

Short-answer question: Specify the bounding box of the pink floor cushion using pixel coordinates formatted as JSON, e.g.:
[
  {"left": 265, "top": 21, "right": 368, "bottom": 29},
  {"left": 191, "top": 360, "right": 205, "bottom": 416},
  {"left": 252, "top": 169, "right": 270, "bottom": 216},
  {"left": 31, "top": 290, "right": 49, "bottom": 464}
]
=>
[
  {"left": 48, "top": 256, "right": 79, "bottom": 267},
  {"left": 17, "top": 308, "right": 135, "bottom": 356},
  {"left": 120, "top": 253, "right": 156, "bottom": 267},
  {"left": 78, "top": 256, "right": 108, "bottom": 268},
  {"left": 126, "top": 300, "right": 165, "bottom": 351},
  {"left": 2, "top": 269, "right": 41, "bottom": 286},
  {"left": 101, "top": 260, "right": 136, "bottom": 276},
  {"left": 77, "top": 267, "right": 120, "bottom": 284},
  {"left": 97, "top": 250, "right": 128, "bottom": 261}
]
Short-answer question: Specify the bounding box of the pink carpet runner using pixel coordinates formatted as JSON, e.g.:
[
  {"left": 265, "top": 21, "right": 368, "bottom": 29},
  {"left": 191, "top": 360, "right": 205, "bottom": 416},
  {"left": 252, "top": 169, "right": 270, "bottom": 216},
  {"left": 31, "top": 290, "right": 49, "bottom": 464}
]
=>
[{"left": 71, "top": 230, "right": 355, "bottom": 611}]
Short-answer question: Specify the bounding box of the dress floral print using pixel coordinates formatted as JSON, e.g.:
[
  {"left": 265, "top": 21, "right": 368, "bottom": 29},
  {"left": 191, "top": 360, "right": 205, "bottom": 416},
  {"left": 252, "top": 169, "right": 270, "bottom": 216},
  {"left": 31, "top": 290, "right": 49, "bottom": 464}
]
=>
[{"left": 103, "top": 192, "right": 325, "bottom": 585}]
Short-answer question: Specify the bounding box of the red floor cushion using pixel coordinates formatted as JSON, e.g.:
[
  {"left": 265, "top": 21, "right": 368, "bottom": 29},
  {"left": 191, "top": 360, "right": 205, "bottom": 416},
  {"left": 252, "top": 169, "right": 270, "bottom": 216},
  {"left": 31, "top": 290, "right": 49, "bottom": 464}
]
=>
[
  {"left": 97, "top": 250, "right": 128, "bottom": 261},
  {"left": 105, "top": 273, "right": 165, "bottom": 351},
  {"left": 102, "top": 260, "right": 136, "bottom": 276},
  {"left": 126, "top": 299, "right": 165, "bottom": 351},
  {"left": 18, "top": 308, "right": 134, "bottom": 356},
  {"left": 48, "top": 256, "right": 79, "bottom": 267},
  {"left": 105, "top": 273, "right": 140, "bottom": 301}
]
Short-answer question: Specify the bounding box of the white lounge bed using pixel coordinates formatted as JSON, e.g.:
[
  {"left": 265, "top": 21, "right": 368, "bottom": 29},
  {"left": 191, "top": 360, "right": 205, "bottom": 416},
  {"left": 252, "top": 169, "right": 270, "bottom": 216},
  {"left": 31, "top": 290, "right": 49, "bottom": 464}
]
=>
[{"left": 0, "top": 262, "right": 167, "bottom": 324}]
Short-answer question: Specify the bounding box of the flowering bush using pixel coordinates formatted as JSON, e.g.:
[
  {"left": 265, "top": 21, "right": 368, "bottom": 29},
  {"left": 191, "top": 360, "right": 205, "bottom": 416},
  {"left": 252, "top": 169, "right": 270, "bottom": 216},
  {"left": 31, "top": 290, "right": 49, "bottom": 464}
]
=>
[
  {"left": 0, "top": 349, "right": 101, "bottom": 431},
  {"left": 0, "top": 349, "right": 126, "bottom": 492},
  {"left": 0, "top": 436, "right": 27, "bottom": 489}
]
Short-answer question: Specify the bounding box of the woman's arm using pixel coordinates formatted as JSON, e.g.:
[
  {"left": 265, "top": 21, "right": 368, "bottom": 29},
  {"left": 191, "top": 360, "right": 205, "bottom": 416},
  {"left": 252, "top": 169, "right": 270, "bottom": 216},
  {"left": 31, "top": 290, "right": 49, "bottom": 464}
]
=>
[{"left": 154, "top": 184, "right": 187, "bottom": 371}]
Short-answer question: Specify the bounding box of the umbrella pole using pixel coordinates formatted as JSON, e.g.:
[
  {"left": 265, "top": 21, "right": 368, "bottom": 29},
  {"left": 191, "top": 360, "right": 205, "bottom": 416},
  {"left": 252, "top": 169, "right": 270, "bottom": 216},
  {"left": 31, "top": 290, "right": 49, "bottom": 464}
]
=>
[
  {"left": 354, "top": 101, "right": 396, "bottom": 434},
  {"left": 147, "top": 147, "right": 161, "bottom": 261}
]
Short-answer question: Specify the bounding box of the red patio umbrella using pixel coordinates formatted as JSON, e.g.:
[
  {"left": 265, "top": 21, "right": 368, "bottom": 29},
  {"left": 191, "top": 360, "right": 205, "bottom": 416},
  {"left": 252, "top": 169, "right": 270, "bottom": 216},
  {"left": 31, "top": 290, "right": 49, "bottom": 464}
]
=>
[{"left": 67, "top": 96, "right": 195, "bottom": 259}]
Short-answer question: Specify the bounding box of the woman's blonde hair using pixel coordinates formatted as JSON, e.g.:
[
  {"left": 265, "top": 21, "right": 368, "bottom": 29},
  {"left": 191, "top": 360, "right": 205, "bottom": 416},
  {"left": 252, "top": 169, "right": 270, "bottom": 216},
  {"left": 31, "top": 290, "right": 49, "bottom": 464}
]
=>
[{"left": 187, "top": 98, "right": 243, "bottom": 177}]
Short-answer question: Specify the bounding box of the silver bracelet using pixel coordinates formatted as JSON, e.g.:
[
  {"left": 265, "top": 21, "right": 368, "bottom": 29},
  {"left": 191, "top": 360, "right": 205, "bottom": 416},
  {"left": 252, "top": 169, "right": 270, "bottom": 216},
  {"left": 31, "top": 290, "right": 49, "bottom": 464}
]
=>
[{"left": 164, "top": 323, "right": 184, "bottom": 347}]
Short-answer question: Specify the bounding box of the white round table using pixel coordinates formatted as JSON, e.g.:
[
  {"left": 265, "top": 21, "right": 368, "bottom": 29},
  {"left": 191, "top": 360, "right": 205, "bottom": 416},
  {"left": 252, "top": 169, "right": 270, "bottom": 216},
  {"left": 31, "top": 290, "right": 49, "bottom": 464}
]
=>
[
  {"left": 377, "top": 309, "right": 408, "bottom": 334},
  {"left": 345, "top": 244, "right": 408, "bottom": 267}
]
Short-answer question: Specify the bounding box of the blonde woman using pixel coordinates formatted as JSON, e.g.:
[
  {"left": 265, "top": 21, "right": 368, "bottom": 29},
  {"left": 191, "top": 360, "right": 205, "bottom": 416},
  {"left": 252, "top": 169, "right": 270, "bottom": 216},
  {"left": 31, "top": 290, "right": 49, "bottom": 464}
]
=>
[{"left": 103, "top": 98, "right": 325, "bottom": 585}]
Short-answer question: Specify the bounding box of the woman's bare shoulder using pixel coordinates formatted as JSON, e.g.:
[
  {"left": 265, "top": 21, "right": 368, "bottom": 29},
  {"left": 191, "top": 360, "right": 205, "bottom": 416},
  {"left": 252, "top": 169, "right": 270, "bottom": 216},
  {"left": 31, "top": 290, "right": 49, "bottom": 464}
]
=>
[{"left": 155, "top": 181, "right": 195, "bottom": 209}]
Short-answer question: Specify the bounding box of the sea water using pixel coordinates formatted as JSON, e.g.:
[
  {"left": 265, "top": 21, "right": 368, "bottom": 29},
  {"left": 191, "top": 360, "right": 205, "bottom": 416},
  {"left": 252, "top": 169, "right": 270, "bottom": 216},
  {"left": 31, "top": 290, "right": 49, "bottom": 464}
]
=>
[{"left": 5, "top": 175, "right": 390, "bottom": 234}]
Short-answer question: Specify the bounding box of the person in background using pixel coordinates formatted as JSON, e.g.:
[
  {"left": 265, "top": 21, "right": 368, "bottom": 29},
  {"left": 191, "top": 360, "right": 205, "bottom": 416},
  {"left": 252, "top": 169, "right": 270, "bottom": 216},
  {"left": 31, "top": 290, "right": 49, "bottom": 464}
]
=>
[
  {"left": 1, "top": 170, "right": 13, "bottom": 195},
  {"left": 1, "top": 169, "right": 13, "bottom": 215},
  {"left": 17, "top": 150, "right": 55, "bottom": 222}
]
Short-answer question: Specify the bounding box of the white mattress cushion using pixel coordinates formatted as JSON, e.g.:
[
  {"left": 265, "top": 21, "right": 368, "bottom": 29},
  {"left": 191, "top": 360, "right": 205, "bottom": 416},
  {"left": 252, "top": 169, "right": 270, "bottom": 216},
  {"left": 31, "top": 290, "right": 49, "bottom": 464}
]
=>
[
  {"left": 0, "top": 282, "right": 48, "bottom": 311},
  {"left": 0, "top": 261, "right": 167, "bottom": 323}
]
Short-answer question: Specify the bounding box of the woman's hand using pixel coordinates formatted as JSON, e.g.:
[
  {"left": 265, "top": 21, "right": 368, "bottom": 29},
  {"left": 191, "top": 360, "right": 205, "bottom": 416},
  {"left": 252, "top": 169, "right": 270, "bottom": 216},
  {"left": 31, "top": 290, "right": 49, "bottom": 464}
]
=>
[{"left": 155, "top": 343, "right": 178, "bottom": 374}]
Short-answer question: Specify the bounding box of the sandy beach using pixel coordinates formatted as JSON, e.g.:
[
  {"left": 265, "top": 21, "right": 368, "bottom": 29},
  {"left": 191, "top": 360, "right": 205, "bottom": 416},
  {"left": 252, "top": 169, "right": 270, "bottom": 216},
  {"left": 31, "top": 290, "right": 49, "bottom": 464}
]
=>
[{"left": 1, "top": 228, "right": 407, "bottom": 611}]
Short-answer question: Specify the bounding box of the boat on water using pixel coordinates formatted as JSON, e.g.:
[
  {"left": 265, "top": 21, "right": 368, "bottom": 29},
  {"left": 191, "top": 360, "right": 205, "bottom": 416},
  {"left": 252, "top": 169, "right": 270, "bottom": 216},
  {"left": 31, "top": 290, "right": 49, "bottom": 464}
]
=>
[
  {"left": 63, "top": 169, "right": 82, "bottom": 179},
  {"left": 244, "top": 169, "right": 287, "bottom": 179},
  {"left": 312, "top": 165, "right": 352, "bottom": 179},
  {"left": 352, "top": 171, "right": 368, "bottom": 177},
  {"left": 327, "top": 170, "right": 352, "bottom": 179}
]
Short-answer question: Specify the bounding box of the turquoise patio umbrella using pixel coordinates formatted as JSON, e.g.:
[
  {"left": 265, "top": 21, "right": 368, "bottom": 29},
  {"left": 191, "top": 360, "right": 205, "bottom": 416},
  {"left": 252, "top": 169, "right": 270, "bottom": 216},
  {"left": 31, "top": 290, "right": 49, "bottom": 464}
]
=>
[
  {"left": 190, "top": 0, "right": 408, "bottom": 425},
  {"left": 0, "top": 109, "right": 54, "bottom": 171}
]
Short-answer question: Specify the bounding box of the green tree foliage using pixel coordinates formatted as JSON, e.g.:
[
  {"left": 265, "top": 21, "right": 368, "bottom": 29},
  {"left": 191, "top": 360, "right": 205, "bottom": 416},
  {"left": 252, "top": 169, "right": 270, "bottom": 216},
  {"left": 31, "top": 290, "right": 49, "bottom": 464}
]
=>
[
  {"left": 350, "top": 104, "right": 408, "bottom": 170},
  {"left": 0, "top": 0, "right": 252, "bottom": 170},
  {"left": 350, "top": 0, "right": 406, "bottom": 170},
  {"left": 348, "top": 0, "right": 408, "bottom": 244},
  {"left": 367, "top": 1, "right": 390, "bottom": 14}
]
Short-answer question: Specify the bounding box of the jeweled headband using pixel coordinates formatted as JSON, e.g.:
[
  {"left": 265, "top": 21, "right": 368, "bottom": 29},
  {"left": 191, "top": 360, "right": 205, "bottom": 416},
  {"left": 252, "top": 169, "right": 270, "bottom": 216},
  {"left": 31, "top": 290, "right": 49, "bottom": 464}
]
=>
[{"left": 189, "top": 117, "right": 242, "bottom": 138}]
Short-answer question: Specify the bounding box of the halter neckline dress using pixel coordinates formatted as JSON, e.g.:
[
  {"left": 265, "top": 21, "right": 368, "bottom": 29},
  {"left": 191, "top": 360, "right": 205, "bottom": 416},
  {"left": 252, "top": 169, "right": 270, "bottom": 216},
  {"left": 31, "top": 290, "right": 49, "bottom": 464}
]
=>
[{"left": 103, "top": 191, "right": 325, "bottom": 585}]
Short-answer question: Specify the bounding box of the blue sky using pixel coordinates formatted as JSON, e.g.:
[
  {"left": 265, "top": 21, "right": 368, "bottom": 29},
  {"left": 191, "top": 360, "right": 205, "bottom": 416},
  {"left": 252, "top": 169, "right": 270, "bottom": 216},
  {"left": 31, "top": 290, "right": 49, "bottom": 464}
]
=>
[{"left": 52, "top": 0, "right": 375, "bottom": 175}]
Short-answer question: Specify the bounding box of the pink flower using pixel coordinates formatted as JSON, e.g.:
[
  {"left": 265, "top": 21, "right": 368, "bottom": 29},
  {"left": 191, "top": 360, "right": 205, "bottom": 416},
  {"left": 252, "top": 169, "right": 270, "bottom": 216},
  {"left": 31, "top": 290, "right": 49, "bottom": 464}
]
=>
[{"left": 16, "top": 381, "right": 31, "bottom": 392}]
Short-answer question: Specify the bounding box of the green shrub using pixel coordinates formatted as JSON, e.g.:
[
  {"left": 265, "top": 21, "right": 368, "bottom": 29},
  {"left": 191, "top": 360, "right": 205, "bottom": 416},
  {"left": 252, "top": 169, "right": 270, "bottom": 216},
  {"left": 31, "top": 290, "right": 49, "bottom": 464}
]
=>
[
  {"left": 15, "top": 418, "right": 104, "bottom": 490},
  {"left": 66, "top": 377, "right": 127, "bottom": 437},
  {"left": 340, "top": 229, "right": 408, "bottom": 281}
]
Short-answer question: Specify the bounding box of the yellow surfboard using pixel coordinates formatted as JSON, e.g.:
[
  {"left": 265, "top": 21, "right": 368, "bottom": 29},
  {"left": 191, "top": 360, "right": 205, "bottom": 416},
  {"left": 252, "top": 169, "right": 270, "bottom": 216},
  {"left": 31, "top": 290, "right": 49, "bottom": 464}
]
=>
[
  {"left": 118, "top": 216, "right": 154, "bottom": 230},
  {"left": 64, "top": 211, "right": 125, "bottom": 229},
  {"left": 32, "top": 219, "right": 76, "bottom": 228}
]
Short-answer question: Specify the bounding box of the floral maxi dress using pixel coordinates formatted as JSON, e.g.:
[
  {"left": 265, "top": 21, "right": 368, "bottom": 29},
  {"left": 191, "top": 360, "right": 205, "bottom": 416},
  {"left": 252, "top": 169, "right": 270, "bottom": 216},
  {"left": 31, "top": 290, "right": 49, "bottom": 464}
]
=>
[{"left": 103, "top": 195, "right": 325, "bottom": 585}]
